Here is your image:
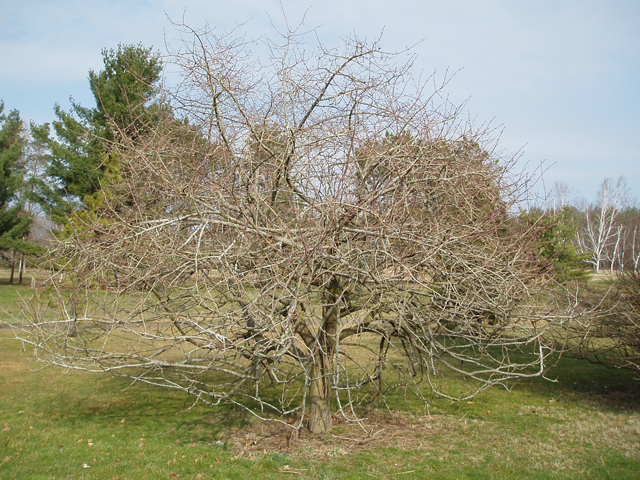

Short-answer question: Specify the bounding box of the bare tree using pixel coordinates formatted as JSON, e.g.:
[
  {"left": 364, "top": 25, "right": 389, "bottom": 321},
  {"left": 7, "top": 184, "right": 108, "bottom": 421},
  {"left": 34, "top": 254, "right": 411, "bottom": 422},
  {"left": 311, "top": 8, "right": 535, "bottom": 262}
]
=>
[
  {"left": 567, "top": 269, "right": 640, "bottom": 376},
  {"left": 18, "top": 23, "right": 573, "bottom": 433},
  {"left": 577, "top": 177, "right": 627, "bottom": 273},
  {"left": 627, "top": 226, "right": 640, "bottom": 273},
  {"left": 548, "top": 181, "right": 572, "bottom": 214}
]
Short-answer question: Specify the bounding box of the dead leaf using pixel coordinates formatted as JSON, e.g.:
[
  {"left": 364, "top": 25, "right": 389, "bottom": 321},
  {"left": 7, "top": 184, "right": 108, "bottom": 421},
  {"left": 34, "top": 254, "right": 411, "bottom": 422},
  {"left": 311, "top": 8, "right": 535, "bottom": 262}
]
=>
[
  {"left": 2, "top": 424, "right": 9, "bottom": 431},
  {"left": 82, "top": 463, "right": 91, "bottom": 469},
  {"left": 119, "top": 418, "right": 125, "bottom": 424}
]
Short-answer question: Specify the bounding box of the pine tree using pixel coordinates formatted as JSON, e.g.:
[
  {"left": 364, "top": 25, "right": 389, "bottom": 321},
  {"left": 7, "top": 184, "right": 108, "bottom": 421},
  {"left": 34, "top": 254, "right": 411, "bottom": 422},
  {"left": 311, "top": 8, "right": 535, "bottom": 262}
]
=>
[
  {"left": 521, "top": 206, "right": 591, "bottom": 282},
  {"left": 33, "top": 44, "right": 162, "bottom": 223},
  {"left": 0, "top": 103, "right": 34, "bottom": 282}
]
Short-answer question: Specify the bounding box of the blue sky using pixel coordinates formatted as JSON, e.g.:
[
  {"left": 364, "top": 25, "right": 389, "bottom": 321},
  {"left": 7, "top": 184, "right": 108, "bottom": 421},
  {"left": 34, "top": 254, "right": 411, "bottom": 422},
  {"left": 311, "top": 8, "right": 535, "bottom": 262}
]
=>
[{"left": 1, "top": 0, "right": 638, "bottom": 204}]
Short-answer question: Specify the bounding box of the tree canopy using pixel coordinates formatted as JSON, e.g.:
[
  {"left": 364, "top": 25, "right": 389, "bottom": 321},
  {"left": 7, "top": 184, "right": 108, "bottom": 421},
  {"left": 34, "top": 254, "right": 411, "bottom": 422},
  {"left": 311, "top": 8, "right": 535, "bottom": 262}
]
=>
[{"left": 19, "top": 25, "right": 577, "bottom": 433}]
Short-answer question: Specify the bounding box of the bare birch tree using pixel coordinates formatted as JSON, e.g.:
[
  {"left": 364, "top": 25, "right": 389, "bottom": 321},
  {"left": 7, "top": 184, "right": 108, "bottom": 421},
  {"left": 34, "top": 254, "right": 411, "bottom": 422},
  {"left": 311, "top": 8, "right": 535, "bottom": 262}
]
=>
[
  {"left": 577, "top": 177, "right": 627, "bottom": 273},
  {"left": 627, "top": 226, "right": 640, "bottom": 273},
  {"left": 548, "top": 181, "right": 572, "bottom": 214},
  {"left": 18, "top": 23, "right": 574, "bottom": 433}
]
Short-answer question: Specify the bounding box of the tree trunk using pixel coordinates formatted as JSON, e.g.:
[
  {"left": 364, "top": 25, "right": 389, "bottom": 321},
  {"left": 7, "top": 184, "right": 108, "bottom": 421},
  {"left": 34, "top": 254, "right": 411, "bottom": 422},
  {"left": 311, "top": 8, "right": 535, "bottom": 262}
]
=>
[
  {"left": 308, "top": 276, "right": 341, "bottom": 433},
  {"left": 309, "top": 356, "right": 332, "bottom": 433},
  {"left": 19, "top": 234, "right": 26, "bottom": 284},
  {"left": 18, "top": 252, "right": 24, "bottom": 284},
  {"left": 9, "top": 250, "right": 16, "bottom": 284}
]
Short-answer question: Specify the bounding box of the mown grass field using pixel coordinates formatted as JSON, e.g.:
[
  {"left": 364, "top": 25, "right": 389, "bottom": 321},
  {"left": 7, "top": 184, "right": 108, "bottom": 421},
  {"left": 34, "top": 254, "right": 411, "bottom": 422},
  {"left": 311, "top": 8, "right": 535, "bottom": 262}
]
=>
[
  {"left": 1, "top": 281, "right": 639, "bottom": 479},
  {"left": 0, "top": 270, "right": 39, "bottom": 325}
]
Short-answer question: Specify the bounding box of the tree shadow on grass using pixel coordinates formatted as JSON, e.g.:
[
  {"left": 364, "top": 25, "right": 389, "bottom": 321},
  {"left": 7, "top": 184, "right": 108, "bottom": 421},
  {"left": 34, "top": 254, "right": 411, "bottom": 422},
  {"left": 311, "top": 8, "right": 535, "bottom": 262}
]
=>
[
  {"left": 41, "top": 372, "right": 252, "bottom": 443},
  {"left": 530, "top": 353, "right": 640, "bottom": 411},
  {"left": 0, "top": 270, "right": 27, "bottom": 285}
]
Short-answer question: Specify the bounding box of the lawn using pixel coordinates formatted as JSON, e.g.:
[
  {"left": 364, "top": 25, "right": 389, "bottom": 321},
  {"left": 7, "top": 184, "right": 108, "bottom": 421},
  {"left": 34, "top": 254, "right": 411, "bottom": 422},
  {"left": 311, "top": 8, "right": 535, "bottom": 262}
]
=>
[
  {"left": 0, "top": 270, "right": 40, "bottom": 325},
  {"left": 1, "top": 282, "right": 639, "bottom": 479}
]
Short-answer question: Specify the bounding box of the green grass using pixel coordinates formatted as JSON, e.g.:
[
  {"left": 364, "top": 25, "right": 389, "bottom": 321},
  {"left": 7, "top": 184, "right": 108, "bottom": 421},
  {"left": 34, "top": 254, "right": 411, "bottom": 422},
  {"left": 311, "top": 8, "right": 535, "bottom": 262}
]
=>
[
  {"left": 0, "top": 282, "right": 38, "bottom": 325},
  {"left": 1, "top": 281, "right": 640, "bottom": 479},
  {"left": 2, "top": 329, "right": 639, "bottom": 479}
]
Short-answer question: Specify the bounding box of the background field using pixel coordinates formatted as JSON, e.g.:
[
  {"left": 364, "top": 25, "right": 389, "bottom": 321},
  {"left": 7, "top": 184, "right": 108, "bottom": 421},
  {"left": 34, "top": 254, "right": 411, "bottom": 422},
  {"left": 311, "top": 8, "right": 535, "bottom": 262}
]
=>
[{"left": 1, "top": 282, "right": 639, "bottom": 479}]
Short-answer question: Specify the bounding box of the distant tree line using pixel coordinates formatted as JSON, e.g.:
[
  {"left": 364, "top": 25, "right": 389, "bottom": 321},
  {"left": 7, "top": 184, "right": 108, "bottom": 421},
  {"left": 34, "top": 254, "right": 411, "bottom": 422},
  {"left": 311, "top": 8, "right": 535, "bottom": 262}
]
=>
[
  {"left": 531, "top": 179, "right": 640, "bottom": 377},
  {"left": 541, "top": 178, "right": 640, "bottom": 276}
]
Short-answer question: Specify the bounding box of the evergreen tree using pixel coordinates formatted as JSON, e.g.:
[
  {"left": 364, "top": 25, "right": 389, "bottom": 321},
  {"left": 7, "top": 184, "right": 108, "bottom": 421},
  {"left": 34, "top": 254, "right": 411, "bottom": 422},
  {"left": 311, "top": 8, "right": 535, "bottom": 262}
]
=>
[
  {"left": 0, "top": 103, "right": 34, "bottom": 281},
  {"left": 522, "top": 206, "right": 591, "bottom": 282},
  {"left": 33, "top": 44, "right": 162, "bottom": 223}
]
